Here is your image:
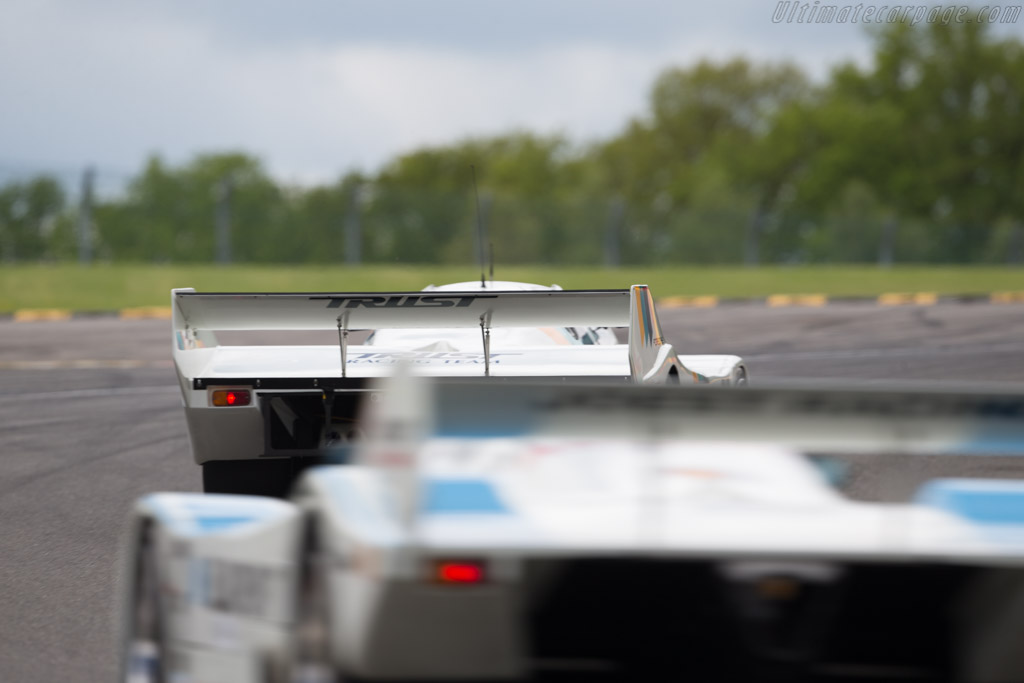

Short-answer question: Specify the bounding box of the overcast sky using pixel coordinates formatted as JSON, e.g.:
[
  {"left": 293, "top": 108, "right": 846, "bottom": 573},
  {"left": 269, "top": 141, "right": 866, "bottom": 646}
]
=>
[{"left": 2, "top": 1, "right": 1021, "bottom": 188}]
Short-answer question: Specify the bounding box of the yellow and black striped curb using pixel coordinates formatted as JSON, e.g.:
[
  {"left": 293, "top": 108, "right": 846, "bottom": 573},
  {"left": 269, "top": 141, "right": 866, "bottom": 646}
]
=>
[
  {"left": 6, "top": 306, "right": 173, "bottom": 322},
  {"left": 658, "top": 295, "right": 720, "bottom": 308},
  {"left": 991, "top": 291, "right": 1024, "bottom": 304},
  {"left": 766, "top": 294, "right": 828, "bottom": 308},
  {"left": 118, "top": 306, "right": 173, "bottom": 320},
  {"left": 11, "top": 308, "right": 73, "bottom": 322},
  {"left": 3, "top": 293, "right": 1024, "bottom": 320},
  {"left": 657, "top": 291, "right": 1024, "bottom": 309}
]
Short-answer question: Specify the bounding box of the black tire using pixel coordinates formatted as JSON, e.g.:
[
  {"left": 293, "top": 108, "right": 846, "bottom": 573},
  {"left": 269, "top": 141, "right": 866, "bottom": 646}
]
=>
[
  {"left": 122, "top": 523, "right": 167, "bottom": 683},
  {"left": 202, "top": 459, "right": 297, "bottom": 498}
]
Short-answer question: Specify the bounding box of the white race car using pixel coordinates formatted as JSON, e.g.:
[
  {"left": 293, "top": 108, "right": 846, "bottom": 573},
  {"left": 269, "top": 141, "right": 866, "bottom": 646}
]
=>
[
  {"left": 171, "top": 281, "right": 746, "bottom": 496},
  {"left": 122, "top": 379, "right": 1024, "bottom": 682}
]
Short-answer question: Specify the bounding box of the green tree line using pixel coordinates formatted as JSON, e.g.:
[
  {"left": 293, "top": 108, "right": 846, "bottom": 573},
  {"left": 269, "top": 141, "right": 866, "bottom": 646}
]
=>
[{"left": 3, "top": 17, "right": 1023, "bottom": 266}]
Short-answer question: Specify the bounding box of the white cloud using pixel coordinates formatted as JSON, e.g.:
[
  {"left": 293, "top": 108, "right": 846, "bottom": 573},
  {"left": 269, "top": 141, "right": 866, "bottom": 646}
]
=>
[{"left": 2, "top": 0, "right": 1010, "bottom": 187}]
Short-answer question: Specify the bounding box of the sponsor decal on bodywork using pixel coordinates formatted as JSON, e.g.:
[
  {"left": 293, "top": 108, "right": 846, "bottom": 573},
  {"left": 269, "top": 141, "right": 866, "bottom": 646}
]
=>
[
  {"left": 324, "top": 294, "right": 498, "bottom": 309},
  {"left": 188, "top": 557, "right": 280, "bottom": 619},
  {"left": 349, "top": 351, "right": 519, "bottom": 365}
]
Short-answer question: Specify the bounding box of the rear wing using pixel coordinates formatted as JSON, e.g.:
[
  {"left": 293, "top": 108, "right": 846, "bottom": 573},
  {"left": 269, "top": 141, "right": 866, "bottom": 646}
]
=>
[
  {"left": 172, "top": 288, "right": 631, "bottom": 332},
  {"left": 171, "top": 285, "right": 671, "bottom": 381}
]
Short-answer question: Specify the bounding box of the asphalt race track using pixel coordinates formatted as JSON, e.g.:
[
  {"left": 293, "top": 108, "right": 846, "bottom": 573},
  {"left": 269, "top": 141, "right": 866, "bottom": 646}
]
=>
[{"left": 2, "top": 302, "right": 1024, "bottom": 681}]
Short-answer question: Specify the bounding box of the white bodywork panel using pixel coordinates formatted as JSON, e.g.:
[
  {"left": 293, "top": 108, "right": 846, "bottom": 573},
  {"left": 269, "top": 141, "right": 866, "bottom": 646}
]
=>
[
  {"left": 189, "top": 344, "right": 630, "bottom": 378},
  {"left": 122, "top": 494, "right": 303, "bottom": 682}
]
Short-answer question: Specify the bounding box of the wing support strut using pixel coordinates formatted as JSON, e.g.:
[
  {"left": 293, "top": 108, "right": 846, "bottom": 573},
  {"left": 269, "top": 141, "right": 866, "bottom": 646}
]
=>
[
  {"left": 336, "top": 311, "right": 350, "bottom": 378},
  {"left": 480, "top": 311, "right": 492, "bottom": 377}
]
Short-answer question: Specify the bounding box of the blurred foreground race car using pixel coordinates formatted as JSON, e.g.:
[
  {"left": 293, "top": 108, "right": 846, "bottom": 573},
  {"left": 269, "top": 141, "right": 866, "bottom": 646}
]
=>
[
  {"left": 123, "top": 379, "right": 1024, "bottom": 682},
  {"left": 171, "top": 281, "right": 746, "bottom": 496}
]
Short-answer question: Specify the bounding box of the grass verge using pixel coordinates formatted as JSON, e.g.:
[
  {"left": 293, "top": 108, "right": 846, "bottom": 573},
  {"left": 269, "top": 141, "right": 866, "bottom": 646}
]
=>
[{"left": 1, "top": 263, "right": 1022, "bottom": 312}]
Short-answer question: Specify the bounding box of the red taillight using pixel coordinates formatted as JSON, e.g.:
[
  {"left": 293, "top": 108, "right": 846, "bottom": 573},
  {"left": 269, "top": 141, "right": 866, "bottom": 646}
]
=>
[
  {"left": 211, "top": 389, "right": 251, "bottom": 407},
  {"left": 436, "top": 561, "right": 486, "bottom": 584}
]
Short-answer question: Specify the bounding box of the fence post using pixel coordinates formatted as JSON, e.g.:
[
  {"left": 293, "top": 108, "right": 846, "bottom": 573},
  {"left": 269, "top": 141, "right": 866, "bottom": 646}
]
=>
[
  {"left": 77, "top": 166, "right": 94, "bottom": 264},
  {"left": 1009, "top": 223, "right": 1023, "bottom": 266},
  {"left": 878, "top": 216, "right": 896, "bottom": 267},
  {"left": 0, "top": 218, "right": 12, "bottom": 263},
  {"left": 605, "top": 197, "right": 624, "bottom": 267},
  {"left": 344, "top": 184, "right": 362, "bottom": 265},
  {"left": 215, "top": 176, "right": 233, "bottom": 264},
  {"left": 744, "top": 206, "right": 764, "bottom": 266}
]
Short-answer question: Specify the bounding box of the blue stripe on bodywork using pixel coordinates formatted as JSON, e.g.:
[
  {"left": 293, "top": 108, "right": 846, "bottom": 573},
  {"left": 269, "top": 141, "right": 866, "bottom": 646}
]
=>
[
  {"left": 191, "top": 516, "right": 265, "bottom": 532},
  {"left": 422, "top": 479, "right": 509, "bottom": 514},
  {"left": 917, "top": 480, "right": 1024, "bottom": 524},
  {"left": 952, "top": 429, "right": 1024, "bottom": 455},
  {"left": 142, "top": 493, "right": 292, "bottom": 537}
]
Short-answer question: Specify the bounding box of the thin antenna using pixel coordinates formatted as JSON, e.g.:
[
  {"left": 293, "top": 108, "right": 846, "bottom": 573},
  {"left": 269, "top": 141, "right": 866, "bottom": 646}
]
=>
[{"left": 471, "top": 165, "right": 486, "bottom": 288}]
